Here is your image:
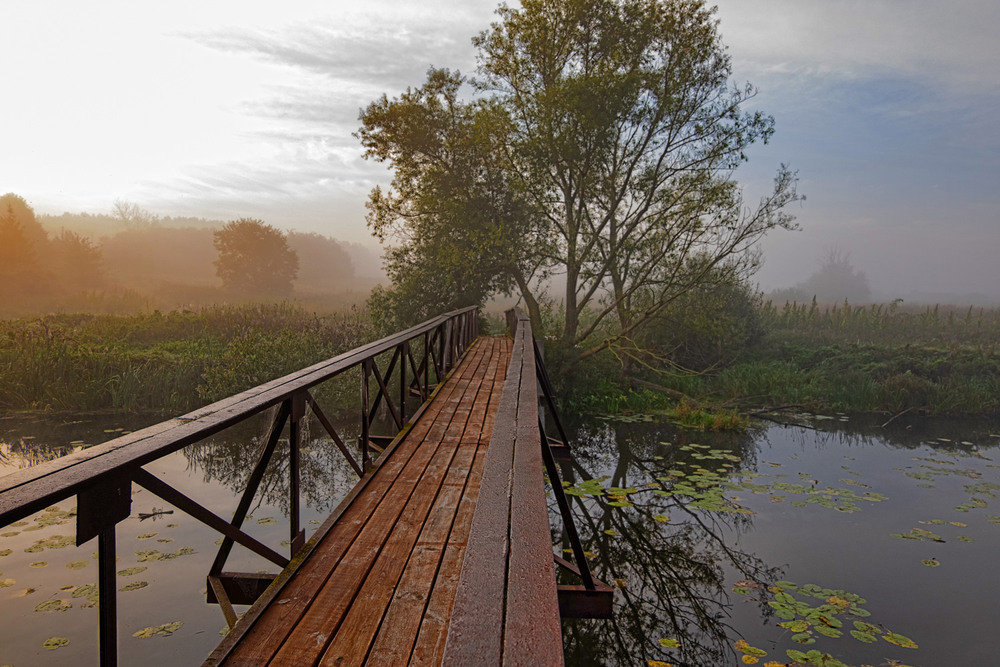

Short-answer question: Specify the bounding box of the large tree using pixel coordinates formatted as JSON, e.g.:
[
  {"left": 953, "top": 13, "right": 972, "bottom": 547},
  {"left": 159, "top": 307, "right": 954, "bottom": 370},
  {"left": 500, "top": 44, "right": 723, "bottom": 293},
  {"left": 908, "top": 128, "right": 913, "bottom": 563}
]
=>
[
  {"left": 213, "top": 218, "right": 299, "bottom": 297},
  {"left": 360, "top": 0, "right": 798, "bottom": 361}
]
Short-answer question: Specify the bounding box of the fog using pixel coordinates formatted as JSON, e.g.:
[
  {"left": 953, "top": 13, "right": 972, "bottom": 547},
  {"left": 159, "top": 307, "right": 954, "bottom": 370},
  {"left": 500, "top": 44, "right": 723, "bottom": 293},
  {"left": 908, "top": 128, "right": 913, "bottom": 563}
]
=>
[
  {"left": 3, "top": 1, "right": 999, "bottom": 308},
  {"left": 0, "top": 194, "right": 383, "bottom": 317}
]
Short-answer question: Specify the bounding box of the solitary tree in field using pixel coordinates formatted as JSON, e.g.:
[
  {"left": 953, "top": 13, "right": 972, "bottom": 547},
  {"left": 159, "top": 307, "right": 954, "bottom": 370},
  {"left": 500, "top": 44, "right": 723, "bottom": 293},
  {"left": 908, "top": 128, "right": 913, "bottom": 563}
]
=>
[
  {"left": 213, "top": 218, "right": 299, "bottom": 297},
  {"left": 111, "top": 199, "right": 158, "bottom": 228},
  {"left": 50, "top": 230, "right": 105, "bottom": 291},
  {"left": 359, "top": 0, "right": 799, "bottom": 363}
]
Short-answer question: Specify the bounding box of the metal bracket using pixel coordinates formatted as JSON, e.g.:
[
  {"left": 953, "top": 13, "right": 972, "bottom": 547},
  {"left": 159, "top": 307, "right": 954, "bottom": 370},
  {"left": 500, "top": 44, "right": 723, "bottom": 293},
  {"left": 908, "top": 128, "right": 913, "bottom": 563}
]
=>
[{"left": 76, "top": 474, "right": 131, "bottom": 546}]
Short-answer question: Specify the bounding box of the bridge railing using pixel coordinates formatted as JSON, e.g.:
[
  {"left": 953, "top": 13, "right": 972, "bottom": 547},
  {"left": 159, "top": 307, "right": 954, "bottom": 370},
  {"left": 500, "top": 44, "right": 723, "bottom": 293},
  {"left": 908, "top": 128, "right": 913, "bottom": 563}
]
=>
[
  {"left": 0, "top": 305, "right": 480, "bottom": 667},
  {"left": 444, "top": 308, "right": 611, "bottom": 666}
]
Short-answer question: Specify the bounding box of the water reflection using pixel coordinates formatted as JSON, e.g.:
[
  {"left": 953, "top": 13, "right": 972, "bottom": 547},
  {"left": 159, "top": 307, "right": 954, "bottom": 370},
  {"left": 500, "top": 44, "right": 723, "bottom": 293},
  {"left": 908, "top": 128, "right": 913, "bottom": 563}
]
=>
[
  {"left": 558, "top": 419, "right": 780, "bottom": 666},
  {"left": 555, "top": 414, "right": 1000, "bottom": 667},
  {"left": 180, "top": 411, "right": 360, "bottom": 515},
  {"left": 0, "top": 412, "right": 367, "bottom": 667}
]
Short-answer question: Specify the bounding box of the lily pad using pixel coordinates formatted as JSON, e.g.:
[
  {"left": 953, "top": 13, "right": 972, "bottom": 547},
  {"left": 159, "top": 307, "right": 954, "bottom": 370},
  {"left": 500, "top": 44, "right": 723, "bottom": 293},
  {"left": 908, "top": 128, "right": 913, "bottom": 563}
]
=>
[
  {"left": 120, "top": 581, "right": 149, "bottom": 592},
  {"left": 34, "top": 599, "right": 71, "bottom": 613},
  {"left": 43, "top": 636, "right": 70, "bottom": 650},
  {"left": 132, "top": 621, "right": 183, "bottom": 638},
  {"left": 118, "top": 566, "right": 148, "bottom": 577},
  {"left": 883, "top": 631, "right": 918, "bottom": 648}
]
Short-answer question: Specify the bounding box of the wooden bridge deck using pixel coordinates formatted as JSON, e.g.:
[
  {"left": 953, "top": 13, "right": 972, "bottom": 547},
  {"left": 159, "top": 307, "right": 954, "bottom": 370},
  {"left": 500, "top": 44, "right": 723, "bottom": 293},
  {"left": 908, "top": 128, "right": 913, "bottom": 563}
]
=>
[{"left": 206, "top": 335, "right": 512, "bottom": 666}]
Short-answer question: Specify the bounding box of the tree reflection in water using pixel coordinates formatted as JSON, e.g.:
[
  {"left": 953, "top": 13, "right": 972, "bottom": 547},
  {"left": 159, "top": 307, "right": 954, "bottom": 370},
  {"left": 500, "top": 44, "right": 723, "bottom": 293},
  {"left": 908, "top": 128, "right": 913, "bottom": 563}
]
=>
[
  {"left": 555, "top": 419, "right": 781, "bottom": 667},
  {"left": 182, "top": 407, "right": 362, "bottom": 515}
]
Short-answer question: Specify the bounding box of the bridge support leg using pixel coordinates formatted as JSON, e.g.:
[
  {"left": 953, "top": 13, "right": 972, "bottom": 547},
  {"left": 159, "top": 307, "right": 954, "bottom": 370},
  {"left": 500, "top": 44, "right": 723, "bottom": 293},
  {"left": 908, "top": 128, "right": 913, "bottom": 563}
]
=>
[{"left": 77, "top": 476, "right": 132, "bottom": 667}]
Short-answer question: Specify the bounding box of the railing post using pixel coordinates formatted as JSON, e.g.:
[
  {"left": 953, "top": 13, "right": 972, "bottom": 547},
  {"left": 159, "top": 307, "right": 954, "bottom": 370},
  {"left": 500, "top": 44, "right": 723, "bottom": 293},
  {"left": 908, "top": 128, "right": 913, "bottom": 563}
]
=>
[
  {"left": 400, "top": 341, "right": 408, "bottom": 424},
  {"left": 361, "top": 359, "right": 371, "bottom": 471},
  {"left": 423, "top": 331, "right": 430, "bottom": 394},
  {"left": 443, "top": 319, "right": 453, "bottom": 373},
  {"left": 289, "top": 392, "right": 305, "bottom": 553},
  {"left": 98, "top": 527, "right": 118, "bottom": 667},
  {"left": 77, "top": 475, "right": 131, "bottom": 667}
]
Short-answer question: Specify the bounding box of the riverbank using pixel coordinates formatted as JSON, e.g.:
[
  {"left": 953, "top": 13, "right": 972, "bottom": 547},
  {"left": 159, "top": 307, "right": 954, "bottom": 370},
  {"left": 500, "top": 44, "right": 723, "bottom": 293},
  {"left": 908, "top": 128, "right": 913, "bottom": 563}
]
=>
[
  {"left": 562, "top": 301, "right": 1000, "bottom": 421},
  {"left": 0, "top": 304, "right": 373, "bottom": 414}
]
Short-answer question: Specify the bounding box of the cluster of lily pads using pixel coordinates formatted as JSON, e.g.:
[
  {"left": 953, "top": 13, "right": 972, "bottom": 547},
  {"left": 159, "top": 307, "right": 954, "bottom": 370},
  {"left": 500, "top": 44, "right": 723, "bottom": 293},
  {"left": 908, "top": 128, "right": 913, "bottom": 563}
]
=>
[
  {"left": 0, "top": 503, "right": 194, "bottom": 655},
  {"left": 563, "top": 443, "right": 889, "bottom": 518},
  {"left": 728, "top": 580, "right": 917, "bottom": 666}
]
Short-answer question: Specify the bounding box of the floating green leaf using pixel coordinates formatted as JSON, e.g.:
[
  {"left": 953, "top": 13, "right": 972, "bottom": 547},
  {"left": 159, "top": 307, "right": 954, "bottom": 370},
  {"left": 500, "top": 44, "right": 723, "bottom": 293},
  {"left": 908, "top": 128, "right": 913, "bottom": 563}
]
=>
[
  {"left": 657, "top": 638, "right": 680, "bottom": 648},
  {"left": 120, "top": 581, "right": 149, "bottom": 592},
  {"left": 132, "top": 621, "right": 183, "bottom": 638},
  {"left": 34, "top": 599, "right": 71, "bottom": 613},
  {"left": 891, "top": 527, "right": 944, "bottom": 542},
  {"left": 883, "top": 632, "right": 918, "bottom": 648},
  {"left": 43, "top": 636, "right": 70, "bottom": 650},
  {"left": 118, "top": 566, "right": 147, "bottom": 577},
  {"left": 778, "top": 620, "right": 809, "bottom": 633}
]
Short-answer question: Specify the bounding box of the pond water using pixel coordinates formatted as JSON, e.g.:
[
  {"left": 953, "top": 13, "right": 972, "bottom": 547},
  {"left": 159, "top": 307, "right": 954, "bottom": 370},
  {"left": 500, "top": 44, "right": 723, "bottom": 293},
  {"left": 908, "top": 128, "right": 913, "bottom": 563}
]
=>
[
  {"left": 0, "top": 411, "right": 360, "bottom": 666},
  {"left": 2, "top": 411, "right": 999, "bottom": 666},
  {"left": 557, "top": 412, "right": 1000, "bottom": 667}
]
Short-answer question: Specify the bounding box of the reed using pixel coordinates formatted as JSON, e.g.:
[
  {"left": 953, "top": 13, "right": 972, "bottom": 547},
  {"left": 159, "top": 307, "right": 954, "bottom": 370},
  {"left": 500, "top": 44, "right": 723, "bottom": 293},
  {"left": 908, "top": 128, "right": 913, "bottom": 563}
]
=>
[{"left": 0, "top": 303, "right": 374, "bottom": 413}]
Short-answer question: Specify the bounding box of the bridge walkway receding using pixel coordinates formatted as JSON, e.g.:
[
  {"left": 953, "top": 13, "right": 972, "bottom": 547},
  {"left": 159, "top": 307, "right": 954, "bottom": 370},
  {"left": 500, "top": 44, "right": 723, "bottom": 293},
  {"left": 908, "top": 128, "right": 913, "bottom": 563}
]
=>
[{"left": 207, "top": 335, "right": 511, "bottom": 666}]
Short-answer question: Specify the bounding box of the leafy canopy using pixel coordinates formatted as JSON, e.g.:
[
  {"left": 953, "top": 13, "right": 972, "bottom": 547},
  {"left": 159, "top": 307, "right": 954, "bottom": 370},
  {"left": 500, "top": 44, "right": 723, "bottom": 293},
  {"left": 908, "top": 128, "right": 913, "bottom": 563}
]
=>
[
  {"left": 213, "top": 218, "right": 299, "bottom": 297},
  {"left": 359, "top": 0, "right": 799, "bottom": 358}
]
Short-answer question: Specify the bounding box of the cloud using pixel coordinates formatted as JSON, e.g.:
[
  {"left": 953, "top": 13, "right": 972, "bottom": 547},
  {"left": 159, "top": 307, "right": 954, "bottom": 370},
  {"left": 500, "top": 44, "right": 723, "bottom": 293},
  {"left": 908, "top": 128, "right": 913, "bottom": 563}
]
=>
[{"left": 714, "top": 0, "right": 1000, "bottom": 93}]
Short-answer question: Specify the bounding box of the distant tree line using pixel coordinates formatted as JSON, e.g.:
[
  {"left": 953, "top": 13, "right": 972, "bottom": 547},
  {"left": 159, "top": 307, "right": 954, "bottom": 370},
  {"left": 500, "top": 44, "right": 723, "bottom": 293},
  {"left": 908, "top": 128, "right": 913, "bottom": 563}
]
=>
[
  {"left": 0, "top": 193, "right": 365, "bottom": 315},
  {"left": 768, "top": 249, "right": 872, "bottom": 304}
]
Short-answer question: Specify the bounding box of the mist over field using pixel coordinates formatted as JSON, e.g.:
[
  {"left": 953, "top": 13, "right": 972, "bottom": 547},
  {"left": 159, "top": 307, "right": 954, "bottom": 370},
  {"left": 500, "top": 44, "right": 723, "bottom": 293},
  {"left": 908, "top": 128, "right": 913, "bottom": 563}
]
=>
[{"left": 2, "top": 0, "right": 999, "bottom": 310}]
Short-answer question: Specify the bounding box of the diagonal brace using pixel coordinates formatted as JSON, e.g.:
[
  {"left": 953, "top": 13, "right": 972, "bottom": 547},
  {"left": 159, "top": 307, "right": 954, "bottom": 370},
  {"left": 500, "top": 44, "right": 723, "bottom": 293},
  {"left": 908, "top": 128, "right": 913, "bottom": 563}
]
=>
[{"left": 132, "top": 468, "right": 289, "bottom": 569}]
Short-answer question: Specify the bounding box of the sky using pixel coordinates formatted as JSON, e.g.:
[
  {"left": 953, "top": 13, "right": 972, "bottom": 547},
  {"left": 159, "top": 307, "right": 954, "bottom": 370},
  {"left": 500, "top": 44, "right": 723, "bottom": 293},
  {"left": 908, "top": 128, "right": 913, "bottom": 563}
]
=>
[{"left": 2, "top": 0, "right": 998, "bottom": 301}]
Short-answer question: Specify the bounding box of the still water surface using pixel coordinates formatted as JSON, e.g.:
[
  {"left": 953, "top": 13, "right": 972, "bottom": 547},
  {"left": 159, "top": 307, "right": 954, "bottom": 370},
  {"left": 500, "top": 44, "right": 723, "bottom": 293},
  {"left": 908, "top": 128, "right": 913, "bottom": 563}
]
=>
[
  {"left": 2, "top": 411, "right": 999, "bottom": 666},
  {"left": 558, "top": 413, "right": 1000, "bottom": 667}
]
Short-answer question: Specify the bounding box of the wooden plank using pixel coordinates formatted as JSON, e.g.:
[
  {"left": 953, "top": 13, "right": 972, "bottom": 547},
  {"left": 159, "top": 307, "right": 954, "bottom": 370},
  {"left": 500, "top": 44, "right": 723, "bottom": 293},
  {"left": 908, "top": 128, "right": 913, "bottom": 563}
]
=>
[
  {"left": 442, "top": 334, "right": 524, "bottom": 666},
  {"left": 409, "top": 442, "right": 488, "bottom": 665},
  {"left": 502, "top": 321, "right": 563, "bottom": 666},
  {"left": 409, "top": 543, "right": 466, "bottom": 667},
  {"left": 323, "top": 480, "right": 464, "bottom": 666},
  {"left": 214, "top": 340, "right": 489, "bottom": 666},
  {"left": 257, "top": 340, "right": 492, "bottom": 665},
  {"left": 362, "top": 342, "right": 506, "bottom": 664},
  {"left": 0, "top": 307, "right": 479, "bottom": 526},
  {"left": 405, "top": 341, "right": 506, "bottom": 665},
  {"left": 314, "top": 354, "right": 492, "bottom": 666}
]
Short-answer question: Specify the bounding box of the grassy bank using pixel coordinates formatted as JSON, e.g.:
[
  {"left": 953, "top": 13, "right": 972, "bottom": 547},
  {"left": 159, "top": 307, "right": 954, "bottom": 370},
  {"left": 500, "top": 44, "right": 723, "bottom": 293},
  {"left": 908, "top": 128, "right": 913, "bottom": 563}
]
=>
[
  {"left": 564, "top": 300, "right": 1000, "bottom": 419},
  {"left": 0, "top": 304, "right": 373, "bottom": 414}
]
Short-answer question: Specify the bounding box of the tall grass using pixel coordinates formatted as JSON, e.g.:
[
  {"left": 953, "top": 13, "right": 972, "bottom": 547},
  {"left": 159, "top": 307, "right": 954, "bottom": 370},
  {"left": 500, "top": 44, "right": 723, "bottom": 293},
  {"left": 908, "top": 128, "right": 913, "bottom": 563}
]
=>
[
  {"left": 567, "top": 300, "right": 1000, "bottom": 417},
  {"left": 760, "top": 298, "right": 1000, "bottom": 348},
  {"left": 0, "top": 304, "right": 374, "bottom": 413}
]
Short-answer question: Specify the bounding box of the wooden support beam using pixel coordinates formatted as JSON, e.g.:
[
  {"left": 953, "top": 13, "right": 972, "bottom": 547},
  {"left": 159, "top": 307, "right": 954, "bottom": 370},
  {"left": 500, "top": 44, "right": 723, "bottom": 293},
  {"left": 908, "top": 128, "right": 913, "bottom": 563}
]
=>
[
  {"left": 556, "top": 584, "right": 614, "bottom": 619},
  {"left": 207, "top": 572, "right": 278, "bottom": 607}
]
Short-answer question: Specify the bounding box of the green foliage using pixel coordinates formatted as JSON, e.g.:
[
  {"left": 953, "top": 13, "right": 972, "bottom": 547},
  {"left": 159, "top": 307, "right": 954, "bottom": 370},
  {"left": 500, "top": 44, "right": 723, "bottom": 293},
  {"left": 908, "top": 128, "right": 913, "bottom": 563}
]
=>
[
  {"left": 0, "top": 304, "right": 373, "bottom": 413},
  {"left": 213, "top": 218, "right": 299, "bottom": 297},
  {"left": 639, "top": 268, "right": 765, "bottom": 371},
  {"left": 360, "top": 0, "right": 799, "bottom": 355},
  {"left": 627, "top": 300, "right": 1000, "bottom": 415},
  {"left": 359, "top": 68, "right": 536, "bottom": 327}
]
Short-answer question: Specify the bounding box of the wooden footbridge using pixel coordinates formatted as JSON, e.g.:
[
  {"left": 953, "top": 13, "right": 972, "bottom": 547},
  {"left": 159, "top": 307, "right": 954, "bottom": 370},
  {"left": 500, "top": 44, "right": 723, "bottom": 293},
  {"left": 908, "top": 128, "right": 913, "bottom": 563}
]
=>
[{"left": 0, "top": 307, "right": 612, "bottom": 666}]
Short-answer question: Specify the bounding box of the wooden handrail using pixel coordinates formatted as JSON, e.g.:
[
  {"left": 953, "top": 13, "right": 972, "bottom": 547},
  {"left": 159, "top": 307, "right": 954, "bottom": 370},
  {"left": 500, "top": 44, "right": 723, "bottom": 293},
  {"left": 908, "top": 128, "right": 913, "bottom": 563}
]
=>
[
  {"left": 0, "top": 306, "right": 478, "bottom": 527},
  {"left": 0, "top": 305, "right": 479, "bottom": 667}
]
